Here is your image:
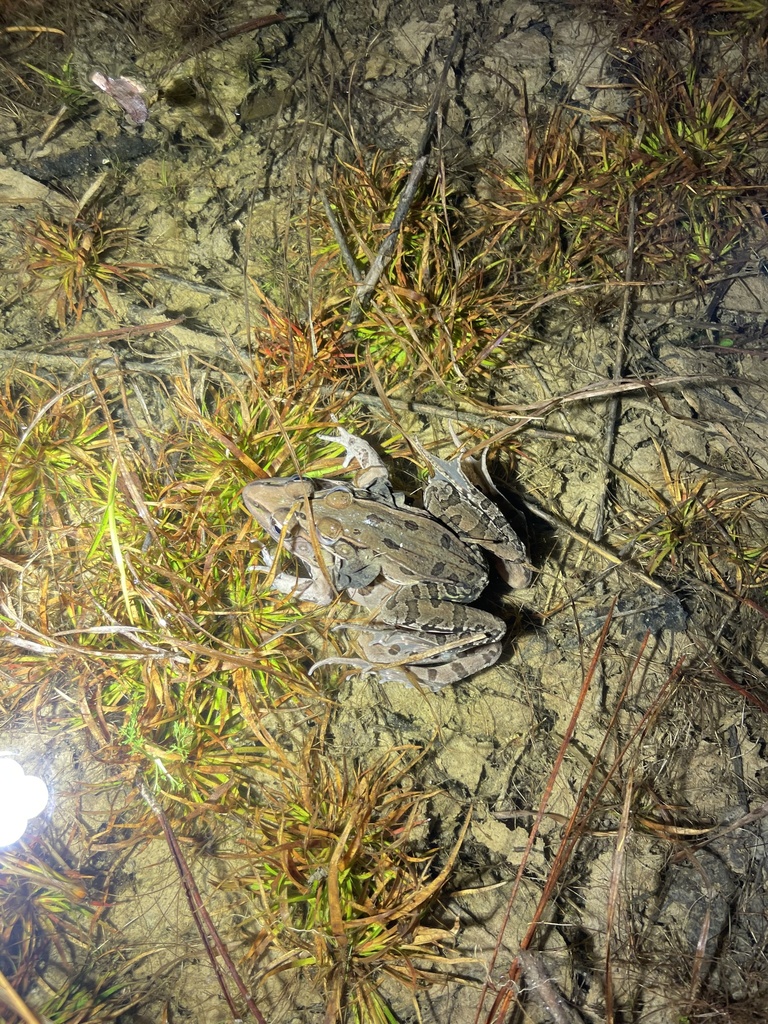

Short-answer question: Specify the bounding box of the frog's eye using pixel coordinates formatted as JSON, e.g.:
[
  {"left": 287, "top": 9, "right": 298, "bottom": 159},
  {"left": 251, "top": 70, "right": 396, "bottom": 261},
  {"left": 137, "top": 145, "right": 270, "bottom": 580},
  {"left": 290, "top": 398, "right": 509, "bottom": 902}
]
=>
[
  {"left": 323, "top": 488, "right": 352, "bottom": 510},
  {"left": 283, "top": 480, "right": 314, "bottom": 499},
  {"left": 317, "top": 516, "right": 343, "bottom": 541}
]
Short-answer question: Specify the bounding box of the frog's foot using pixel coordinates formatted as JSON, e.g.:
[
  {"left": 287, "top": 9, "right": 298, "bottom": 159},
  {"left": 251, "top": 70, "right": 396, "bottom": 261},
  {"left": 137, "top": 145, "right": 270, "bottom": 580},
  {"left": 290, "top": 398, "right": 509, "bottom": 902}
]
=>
[
  {"left": 319, "top": 426, "right": 392, "bottom": 493},
  {"left": 446, "top": 423, "right": 501, "bottom": 494},
  {"left": 319, "top": 426, "right": 384, "bottom": 471},
  {"left": 250, "top": 550, "right": 337, "bottom": 605},
  {"left": 308, "top": 656, "right": 419, "bottom": 687},
  {"left": 475, "top": 538, "right": 532, "bottom": 590}
]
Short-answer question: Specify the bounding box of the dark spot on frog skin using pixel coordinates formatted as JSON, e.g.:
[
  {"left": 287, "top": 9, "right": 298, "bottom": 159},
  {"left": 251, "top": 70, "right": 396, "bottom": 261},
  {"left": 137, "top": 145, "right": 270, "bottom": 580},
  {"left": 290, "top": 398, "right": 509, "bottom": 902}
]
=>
[
  {"left": 401, "top": 520, "right": 421, "bottom": 531},
  {"left": 382, "top": 536, "right": 401, "bottom": 550},
  {"left": 431, "top": 561, "right": 446, "bottom": 575}
]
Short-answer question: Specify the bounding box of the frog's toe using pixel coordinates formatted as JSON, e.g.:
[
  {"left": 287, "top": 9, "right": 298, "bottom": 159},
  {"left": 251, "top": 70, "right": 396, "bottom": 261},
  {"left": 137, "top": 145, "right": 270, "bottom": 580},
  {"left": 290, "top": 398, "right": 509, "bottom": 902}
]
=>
[
  {"left": 309, "top": 656, "right": 416, "bottom": 686},
  {"left": 487, "top": 546, "right": 533, "bottom": 589},
  {"left": 319, "top": 427, "right": 384, "bottom": 472}
]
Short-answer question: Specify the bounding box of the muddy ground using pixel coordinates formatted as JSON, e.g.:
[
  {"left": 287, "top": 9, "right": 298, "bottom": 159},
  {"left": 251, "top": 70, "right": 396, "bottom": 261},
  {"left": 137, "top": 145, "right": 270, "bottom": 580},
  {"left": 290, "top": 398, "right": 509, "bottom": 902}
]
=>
[{"left": 1, "top": 1, "right": 768, "bottom": 1022}]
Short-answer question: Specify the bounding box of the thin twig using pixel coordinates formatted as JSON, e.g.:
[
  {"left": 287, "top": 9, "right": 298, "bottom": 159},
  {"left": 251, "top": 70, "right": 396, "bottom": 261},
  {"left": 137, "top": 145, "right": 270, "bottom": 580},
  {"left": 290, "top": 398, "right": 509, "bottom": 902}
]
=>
[
  {"left": 593, "top": 197, "right": 636, "bottom": 541},
  {"left": 346, "top": 154, "right": 429, "bottom": 324},
  {"left": 319, "top": 186, "right": 362, "bottom": 283},
  {"left": 481, "top": 636, "right": 686, "bottom": 1024},
  {"left": 321, "top": 370, "right": 709, "bottom": 432},
  {"left": 163, "top": 12, "right": 306, "bottom": 70},
  {"left": 694, "top": 798, "right": 768, "bottom": 848},
  {"left": 346, "top": 29, "right": 461, "bottom": 325},
  {"left": 476, "top": 608, "right": 616, "bottom": 1024},
  {"left": 604, "top": 770, "right": 634, "bottom": 1023},
  {"left": 517, "top": 952, "right": 585, "bottom": 1024},
  {"left": 518, "top": 495, "right": 672, "bottom": 595},
  {"left": 59, "top": 317, "right": 185, "bottom": 344},
  {"left": 0, "top": 969, "right": 50, "bottom": 1024},
  {"left": 141, "top": 785, "right": 269, "bottom": 1024}
]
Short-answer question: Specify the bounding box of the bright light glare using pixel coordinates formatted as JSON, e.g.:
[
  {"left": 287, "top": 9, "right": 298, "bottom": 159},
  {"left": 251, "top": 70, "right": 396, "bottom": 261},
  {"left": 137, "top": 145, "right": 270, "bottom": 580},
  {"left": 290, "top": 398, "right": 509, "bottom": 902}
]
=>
[{"left": 0, "top": 757, "right": 49, "bottom": 847}]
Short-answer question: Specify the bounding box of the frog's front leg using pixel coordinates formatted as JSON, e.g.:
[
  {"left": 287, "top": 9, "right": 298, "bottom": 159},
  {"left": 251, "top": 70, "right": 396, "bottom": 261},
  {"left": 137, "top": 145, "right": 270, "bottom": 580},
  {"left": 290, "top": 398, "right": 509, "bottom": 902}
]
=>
[
  {"left": 243, "top": 478, "right": 341, "bottom": 604},
  {"left": 253, "top": 548, "right": 338, "bottom": 605}
]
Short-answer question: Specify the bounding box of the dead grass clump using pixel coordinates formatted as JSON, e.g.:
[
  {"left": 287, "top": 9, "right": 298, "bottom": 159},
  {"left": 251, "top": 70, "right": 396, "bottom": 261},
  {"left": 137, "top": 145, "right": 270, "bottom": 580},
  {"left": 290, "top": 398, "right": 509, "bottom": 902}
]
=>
[
  {"left": 311, "top": 151, "right": 528, "bottom": 386},
  {"left": 573, "top": 0, "right": 768, "bottom": 50},
  {"left": 17, "top": 207, "right": 155, "bottom": 326},
  {"left": 473, "top": 57, "right": 768, "bottom": 305},
  {"left": 0, "top": 838, "right": 151, "bottom": 1023},
  {"left": 0, "top": 367, "right": 344, "bottom": 805},
  {"left": 227, "top": 736, "right": 467, "bottom": 1024},
  {"left": 619, "top": 447, "right": 768, "bottom": 591}
]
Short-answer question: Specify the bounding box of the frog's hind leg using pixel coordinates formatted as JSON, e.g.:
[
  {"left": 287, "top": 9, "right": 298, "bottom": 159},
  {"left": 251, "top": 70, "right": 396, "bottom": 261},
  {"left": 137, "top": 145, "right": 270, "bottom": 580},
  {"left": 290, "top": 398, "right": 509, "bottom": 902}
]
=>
[
  {"left": 414, "top": 438, "right": 533, "bottom": 590},
  {"left": 310, "top": 636, "right": 504, "bottom": 691},
  {"left": 354, "top": 627, "right": 504, "bottom": 689}
]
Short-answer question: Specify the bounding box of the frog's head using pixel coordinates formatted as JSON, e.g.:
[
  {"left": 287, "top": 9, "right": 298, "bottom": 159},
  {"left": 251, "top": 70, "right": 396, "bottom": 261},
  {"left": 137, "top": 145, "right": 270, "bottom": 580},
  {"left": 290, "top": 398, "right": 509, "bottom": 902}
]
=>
[{"left": 242, "top": 477, "right": 315, "bottom": 533}]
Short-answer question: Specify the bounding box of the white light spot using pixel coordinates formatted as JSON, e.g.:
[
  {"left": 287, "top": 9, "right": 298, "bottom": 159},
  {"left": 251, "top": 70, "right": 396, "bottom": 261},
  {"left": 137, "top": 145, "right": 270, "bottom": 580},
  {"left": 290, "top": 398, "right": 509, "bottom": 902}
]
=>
[{"left": 0, "top": 757, "right": 49, "bottom": 847}]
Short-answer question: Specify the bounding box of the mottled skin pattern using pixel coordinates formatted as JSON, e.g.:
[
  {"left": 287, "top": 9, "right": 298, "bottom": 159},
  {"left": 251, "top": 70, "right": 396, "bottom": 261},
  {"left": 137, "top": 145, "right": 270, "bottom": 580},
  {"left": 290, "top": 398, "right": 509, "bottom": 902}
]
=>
[{"left": 242, "top": 429, "right": 531, "bottom": 689}]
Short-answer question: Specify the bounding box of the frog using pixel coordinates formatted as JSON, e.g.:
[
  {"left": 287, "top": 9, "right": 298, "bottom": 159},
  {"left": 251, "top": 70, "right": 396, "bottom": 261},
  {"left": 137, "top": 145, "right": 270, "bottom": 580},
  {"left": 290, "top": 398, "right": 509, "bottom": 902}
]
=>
[{"left": 242, "top": 428, "right": 531, "bottom": 690}]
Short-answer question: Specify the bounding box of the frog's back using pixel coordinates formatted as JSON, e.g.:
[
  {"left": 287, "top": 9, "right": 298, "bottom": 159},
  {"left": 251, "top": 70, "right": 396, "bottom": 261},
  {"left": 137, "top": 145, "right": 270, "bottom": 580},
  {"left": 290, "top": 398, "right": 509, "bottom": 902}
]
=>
[{"left": 356, "top": 498, "right": 489, "bottom": 598}]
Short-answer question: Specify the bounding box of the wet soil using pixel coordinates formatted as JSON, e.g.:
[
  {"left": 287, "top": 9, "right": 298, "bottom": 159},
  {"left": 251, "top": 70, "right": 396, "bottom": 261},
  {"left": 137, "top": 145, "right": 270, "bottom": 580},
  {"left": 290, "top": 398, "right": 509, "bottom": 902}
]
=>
[{"left": 1, "top": 1, "right": 768, "bottom": 1023}]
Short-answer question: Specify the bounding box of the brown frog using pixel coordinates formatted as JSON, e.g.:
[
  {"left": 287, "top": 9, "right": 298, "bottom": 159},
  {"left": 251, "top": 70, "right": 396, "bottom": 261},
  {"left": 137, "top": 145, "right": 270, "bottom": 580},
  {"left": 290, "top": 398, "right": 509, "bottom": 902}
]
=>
[{"left": 242, "top": 428, "right": 530, "bottom": 689}]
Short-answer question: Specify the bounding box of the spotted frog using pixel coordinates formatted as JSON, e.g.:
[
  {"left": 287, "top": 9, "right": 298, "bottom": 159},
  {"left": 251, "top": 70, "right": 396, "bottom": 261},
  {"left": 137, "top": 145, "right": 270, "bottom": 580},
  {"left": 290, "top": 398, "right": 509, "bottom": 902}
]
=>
[{"left": 242, "top": 428, "right": 531, "bottom": 689}]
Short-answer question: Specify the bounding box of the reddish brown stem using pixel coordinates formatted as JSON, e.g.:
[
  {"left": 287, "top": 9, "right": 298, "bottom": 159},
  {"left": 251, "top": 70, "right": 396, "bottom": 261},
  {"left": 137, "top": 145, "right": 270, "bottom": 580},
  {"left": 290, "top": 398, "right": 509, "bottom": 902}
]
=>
[{"left": 142, "top": 786, "right": 269, "bottom": 1024}]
